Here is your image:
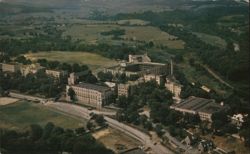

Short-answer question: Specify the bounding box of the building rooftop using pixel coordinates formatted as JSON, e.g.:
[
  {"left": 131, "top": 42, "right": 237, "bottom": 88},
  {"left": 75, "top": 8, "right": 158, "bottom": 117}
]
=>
[
  {"left": 231, "top": 113, "right": 248, "bottom": 122},
  {"left": 74, "top": 83, "right": 110, "bottom": 92},
  {"left": 173, "top": 96, "right": 225, "bottom": 114},
  {"left": 125, "top": 63, "right": 166, "bottom": 73},
  {"left": 129, "top": 54, "right": 151, "bottom": 63},
  {"left": 104, "top": 81, "right": 116, "bottom": 88}
]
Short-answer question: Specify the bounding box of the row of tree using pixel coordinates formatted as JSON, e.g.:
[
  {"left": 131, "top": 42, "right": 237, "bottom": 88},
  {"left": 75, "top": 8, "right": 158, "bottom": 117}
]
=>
[
  {"left": 0, "top": 37, "right": 146, "bottom": 61},
  {"left": 0, "top": 71, "right": 62, "bottom": 98}
]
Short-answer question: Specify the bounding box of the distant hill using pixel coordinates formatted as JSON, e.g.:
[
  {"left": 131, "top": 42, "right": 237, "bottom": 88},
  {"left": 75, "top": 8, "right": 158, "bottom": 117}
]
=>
[
  {"left": 1, "top": 0, "right": 247, "bottom": 16},
  {"left": 1, "top": 0, "right": 82, "bottom": 8},
  {"left": 0, "top": 0, "right": 176, "bottom": 16},
  {"left": 0, "top": 2, "right": 51, "bottom": 14},
  {"left": 0, "top": 0, "right": 197, "bottom": 12}
]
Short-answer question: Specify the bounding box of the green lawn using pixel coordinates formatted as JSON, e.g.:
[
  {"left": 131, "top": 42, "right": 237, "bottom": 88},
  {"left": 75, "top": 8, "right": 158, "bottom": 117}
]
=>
[
  {"left": 193, "top": 32, "right": 227, "bottom": 49},
  {"left": 25, "top": 51, "right": 118, "bottom": 70},
  {"left": 0, "top": 101, "right": 85, "bottom": 130},
  {"left": 123, "top": 26, "right": 185, "bottom": 49},
  {"left": 116, "top": 19, "right": 150, "bottom": 25},
  {"left": 62, "top": 24, "right": 185, "bottom": 49}
]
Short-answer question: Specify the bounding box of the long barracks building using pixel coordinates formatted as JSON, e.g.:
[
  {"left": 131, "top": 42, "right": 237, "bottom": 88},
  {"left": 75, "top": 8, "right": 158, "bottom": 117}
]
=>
[
  {"left": 66, "top": 83, "right": 113, "bottom": 109},
  {"left": 170, "top": 96, "right": 228, "bottom": 122}
]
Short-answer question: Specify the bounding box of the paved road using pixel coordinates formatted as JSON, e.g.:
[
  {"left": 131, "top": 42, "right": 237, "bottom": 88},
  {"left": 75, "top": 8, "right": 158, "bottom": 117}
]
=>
[
  {"left": 9, "top": 92, "right": 174, "bottom": 154},
  {"left": 46, "top": 102, "right": 174, "bottom": 154},
  {"left": 47, "top": 102, "right": 200, "bottom": 154},
  {"left": 9, "top": 92, "right": 46, "bottom": 102},
  {"left": 201, "top": 64, "right": 233, "bottom": 89},
  {"left": 163, "top": 131, "right": 187, "bottom": 150}
]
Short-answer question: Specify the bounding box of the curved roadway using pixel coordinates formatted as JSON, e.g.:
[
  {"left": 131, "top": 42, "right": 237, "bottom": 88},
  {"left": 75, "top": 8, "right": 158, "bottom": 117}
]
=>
[
  {"left": 45, "top": 102, "right": 174, "bottom": 154},
  {"left": 9, "top": 92, "right": 174, "bottom": 154}
]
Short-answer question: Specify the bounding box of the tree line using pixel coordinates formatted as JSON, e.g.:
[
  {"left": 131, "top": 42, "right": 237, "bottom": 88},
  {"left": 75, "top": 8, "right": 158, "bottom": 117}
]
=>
[{"left": 0, "top": 122, "right": 113, "bottom": 154}]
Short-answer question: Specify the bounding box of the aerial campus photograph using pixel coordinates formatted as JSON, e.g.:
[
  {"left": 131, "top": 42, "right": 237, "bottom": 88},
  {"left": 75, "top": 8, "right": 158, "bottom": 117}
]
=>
[{"left": 0, "top": 0, "right": 249, "bottom": 154}]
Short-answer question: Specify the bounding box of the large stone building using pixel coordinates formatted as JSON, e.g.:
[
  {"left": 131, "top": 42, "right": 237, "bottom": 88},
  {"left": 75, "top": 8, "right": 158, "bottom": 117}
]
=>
[
  {"left": 128, "top": 54, "right": 151, "bottom": 63},
  {"left": 46, "top": 69, "right": 68, "bottom": 79},
  {"left": 66, "top": 83, "right": 113, "bottom": 108},
  {"left": 104, "top": 54, "right": 176, "bottom": 98},
  {"left": 165, "top": 78, "right": 182, "bottom": 99},
  {"left": 104, "top": 54, "right": 171, "bottom": 78},
  {"left": 104, "top": 62, "right": 169, "bottom": 77},
  {"left": 117, "top": 79, "right": 144, "bottom": 97},
  {"left": 170, "top": 96, "right": 228, "bottom": 122},
  {"left": 144, "top": 74, "right": 164, "bottom": 85},
  {"left": 117, "top": 83, "right": 131, "bottom": 97},
  {"left": 1, "top": 63, "right": 21, "bottom": 73},
  {"left": 68, "top": 71, "right": 89, "bottom": 85}
]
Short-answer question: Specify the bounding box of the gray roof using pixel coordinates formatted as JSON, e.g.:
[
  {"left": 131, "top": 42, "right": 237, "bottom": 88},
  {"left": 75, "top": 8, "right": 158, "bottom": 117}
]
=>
[
  {"left": 173, "top": 96, "right": 225, "bottom": 114},
  {"left": 75, "top": 83, "right": 110, "bottom": 92}
]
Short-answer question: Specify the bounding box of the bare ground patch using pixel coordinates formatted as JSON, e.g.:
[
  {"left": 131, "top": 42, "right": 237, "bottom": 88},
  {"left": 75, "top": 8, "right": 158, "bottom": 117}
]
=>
[
  {"left": 0, "top": 97, "right": 19, "bottom": 106},
  {"left": 93, "top": 128, "right": 141, "bottom": 153}
]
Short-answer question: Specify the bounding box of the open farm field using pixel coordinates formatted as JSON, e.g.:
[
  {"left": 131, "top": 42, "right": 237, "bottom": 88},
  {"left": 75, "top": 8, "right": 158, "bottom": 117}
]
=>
[
  {"left": 0, "top": 101, "right": 85, "bottom": 130},
  {"left": 123, "top": 26, "right": 185, "bottom": 49},
  {"left": 0, "top": 25, "right": 42, "bottom": 39},
  {"left": 25, "top": 51, "right": 118, "bottom": 70},
  {"left": 116, "top": 19, "right": 150, "bottom": 25},
  {"left": 193, "top": 32, "right": 227, "bottom": 49},
  {"left": 63, "top": 24, "right": 117, "bottom": 44},
  {"left": 63, "top": 24, "right": 185, "bottom": 49}
]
